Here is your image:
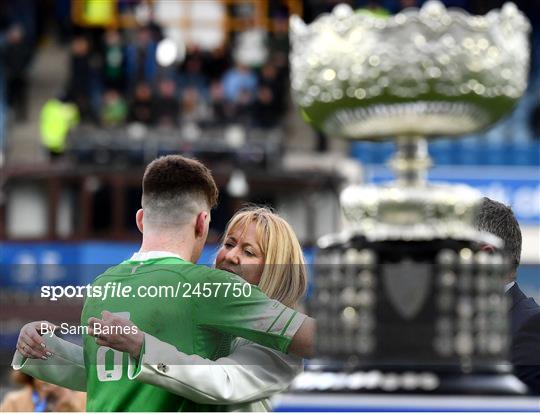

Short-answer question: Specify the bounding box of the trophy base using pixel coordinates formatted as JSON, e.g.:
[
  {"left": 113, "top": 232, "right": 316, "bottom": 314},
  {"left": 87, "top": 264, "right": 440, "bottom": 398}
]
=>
[{"left": 291, "top": 368, "right": 528, "bottom": 395}]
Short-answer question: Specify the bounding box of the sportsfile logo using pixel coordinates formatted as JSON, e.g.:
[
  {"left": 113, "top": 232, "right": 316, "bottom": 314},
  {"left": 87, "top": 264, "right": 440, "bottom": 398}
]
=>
[
  {"left": 41, "top": 283, "right": 131, "bottom": 301},
  {"left": 41, "top": 281, "right": 252, "bottom": 301}
]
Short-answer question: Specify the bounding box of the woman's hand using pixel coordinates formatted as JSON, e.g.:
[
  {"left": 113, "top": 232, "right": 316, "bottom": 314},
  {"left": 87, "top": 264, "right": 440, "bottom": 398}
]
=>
[
  {"left": 16, "top": 321, "right": 57, "bottom": 360},
  {"left": 88, "top": 311, "right": 144, "bottom": 360}
]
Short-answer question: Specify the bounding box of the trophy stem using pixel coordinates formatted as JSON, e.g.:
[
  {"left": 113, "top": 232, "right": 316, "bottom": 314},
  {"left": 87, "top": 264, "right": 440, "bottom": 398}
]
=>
[{"left": 389, "top": 136, "right": 432, "bottom": 186}]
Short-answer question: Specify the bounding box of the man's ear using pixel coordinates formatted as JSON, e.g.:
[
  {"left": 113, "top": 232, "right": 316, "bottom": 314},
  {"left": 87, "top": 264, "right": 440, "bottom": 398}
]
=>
[
  {"left": 136, "top": 209, "right": 144, "bottom": 234},
  {"left": 480, "top": 244, "right": 496, "bottom": 254},
  {"left": 194, "top": 211, "right": 208, "bottom": 238}
]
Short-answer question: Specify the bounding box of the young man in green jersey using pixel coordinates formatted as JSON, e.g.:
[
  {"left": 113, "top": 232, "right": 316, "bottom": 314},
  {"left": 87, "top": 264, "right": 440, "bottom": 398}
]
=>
[{"left": 15, "top": 155, "right": 315, "bottom": 412}]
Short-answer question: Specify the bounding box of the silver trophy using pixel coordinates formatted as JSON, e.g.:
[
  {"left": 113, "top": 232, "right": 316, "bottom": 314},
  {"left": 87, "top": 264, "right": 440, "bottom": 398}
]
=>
[{"left": 290, "top": 1, "right": 530, "bottom": 394}]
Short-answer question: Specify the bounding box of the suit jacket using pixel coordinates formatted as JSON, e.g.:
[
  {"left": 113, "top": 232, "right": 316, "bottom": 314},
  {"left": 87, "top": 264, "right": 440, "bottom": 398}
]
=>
[{"left": 508, "top": 283, "right": 540, "bottom": 394}]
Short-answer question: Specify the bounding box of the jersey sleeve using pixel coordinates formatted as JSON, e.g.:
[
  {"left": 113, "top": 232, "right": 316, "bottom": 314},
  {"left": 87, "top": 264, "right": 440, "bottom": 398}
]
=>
[
  {"left": 130, "top": 333, "right": 303, "bottom": 405},
  {"left": 194, "top": 268, "right": 307, "bottom": 354}
]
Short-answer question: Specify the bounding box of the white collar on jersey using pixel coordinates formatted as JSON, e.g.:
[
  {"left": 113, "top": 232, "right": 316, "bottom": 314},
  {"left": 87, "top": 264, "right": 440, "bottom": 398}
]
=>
[
  {"left": 129, "top": 251, "right": 184, "bottom": 261},
  {"left": 505, "top": 280, "right": 515, "bottom": 293}
]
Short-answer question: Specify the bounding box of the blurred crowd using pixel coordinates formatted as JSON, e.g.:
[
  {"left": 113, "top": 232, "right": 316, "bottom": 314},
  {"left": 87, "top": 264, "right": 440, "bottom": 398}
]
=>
[
  {"left": 56, "top": 22, "right": 290, "bottom": 131},
  {"left": 2, "top": 0, "right": 539, "bottom": 163}
]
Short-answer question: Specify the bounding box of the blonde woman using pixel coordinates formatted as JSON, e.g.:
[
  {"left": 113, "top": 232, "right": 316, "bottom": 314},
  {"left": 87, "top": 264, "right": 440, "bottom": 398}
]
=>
[{"left": 14, "top": 207, "right": 309, "bottom": 411}]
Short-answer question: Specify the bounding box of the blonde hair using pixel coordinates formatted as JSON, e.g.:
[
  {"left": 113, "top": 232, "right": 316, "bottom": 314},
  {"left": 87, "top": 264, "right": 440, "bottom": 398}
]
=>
[{"left": 223, "top": 207, "right": 307, "bottom": 308}]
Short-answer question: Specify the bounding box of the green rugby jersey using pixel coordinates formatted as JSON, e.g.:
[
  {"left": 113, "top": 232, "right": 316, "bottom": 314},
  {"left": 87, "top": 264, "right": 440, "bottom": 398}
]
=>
[{"left": 81, "top": 256, "right": 304, "bottom": 412}]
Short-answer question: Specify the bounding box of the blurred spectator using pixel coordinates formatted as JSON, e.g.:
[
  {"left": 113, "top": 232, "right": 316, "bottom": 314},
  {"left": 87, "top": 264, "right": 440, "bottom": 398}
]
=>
[
  {"left": 259, "top": 62, "right": 280, "bottom": 91},
  {"left": 66, "top": 35, "right": 96, "bottom": 122},
  {"left": 268, "top": 13, "right": 289, "bottom": 58},
  {"left": 0, "top": 6, "right": 23, "bottom": 162},
  {"left": 40, "top": 95, "right": 79, "bottom": 159},
  {"left": 6, "top": 0, "right": 37, "bottom": 122},
  {"left": 209, "top": 80, "right": 227, "bottom": 125},
  {"left": 103, "top": 29, "right": 125, "bottom": 92},
  {"left": 222, "top": 62, "right": 257, "bottom": 103},
  {"left": 125, "top": 25, "right": 158, "bottom": 90},
  {"left": 178, "top": 44, "right": 208, "bottom": 99},
  {"left": 229, "top": 88, "right": 253, "bottom": 125},
  {"left": 101, "top": 89, "right": 128, "bottom": 127},
  {"left": 254, "top": 86, "right": 280, "bottom": 129},
  {"left": 153, "top": 78, "right": 179, "bottom": 127},
  {"left": 146, "top": 6, "right": 165, "bottom": 43},
  {"left": 54, "top": 0, "right": 72, "bottom": 44},
  {"left": 259, "top": 62, "right": 286, "bottom": 116},
  {"left": 119, "top": 0, "right": 163, "bottom": 42},
  {"left": 0, "top": 371, "right": 85, "bottom": 411},
  {"left": 203, "top": 43, "right": 232, "bottom": 83},
  {"left": 267, "top": 12, "right": 289, "bottom": 82},
  {"left": 78, "top": 0, "right": 116, "bottom": 26},
  {"left": 269, "top": 51, "right": 289, "bottom": 87},
  {"left": 129, "top": 82, "right": 154, "bottom": 124},
  {"left": 181, "top": 87, "right": 209, "bottom": 125}
]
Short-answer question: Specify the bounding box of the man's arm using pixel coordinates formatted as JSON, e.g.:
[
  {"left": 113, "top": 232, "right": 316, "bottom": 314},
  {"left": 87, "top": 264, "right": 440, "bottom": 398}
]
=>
[
  {"left": 89, "top": 305, "right": 315, "bottom": 360},
  {"left": 195, "top": 268, "right": 315, "bottom": 357},
  {"left": 288, "top": 317, "right": 316, "bottom": 358},
  {"left": 89, "top": 267, "right": 316, "bottom": 359}
]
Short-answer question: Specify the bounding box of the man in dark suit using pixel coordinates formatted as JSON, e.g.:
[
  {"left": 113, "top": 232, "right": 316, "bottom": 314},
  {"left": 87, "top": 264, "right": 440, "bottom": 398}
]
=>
[{"left": 475, "top": 197, "right": 540, "bottom": 394}]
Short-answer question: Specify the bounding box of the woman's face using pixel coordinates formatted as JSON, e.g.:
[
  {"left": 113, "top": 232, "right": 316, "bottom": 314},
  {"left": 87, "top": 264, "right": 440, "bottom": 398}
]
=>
[{"left": 216, "top": 222, "right": 265, "bottom": 285}]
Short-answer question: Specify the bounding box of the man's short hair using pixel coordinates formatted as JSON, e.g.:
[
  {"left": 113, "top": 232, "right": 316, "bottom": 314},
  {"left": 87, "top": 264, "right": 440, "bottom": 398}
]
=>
[
  {"left": 142, "top": 155, "right": 219, "bottom": 226},
  {"left": 474, "top": 197, "right": 522, "bottom": 272}
]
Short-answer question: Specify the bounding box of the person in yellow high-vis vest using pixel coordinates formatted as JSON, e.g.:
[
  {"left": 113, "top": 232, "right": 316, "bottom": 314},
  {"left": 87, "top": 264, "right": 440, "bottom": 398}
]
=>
[
  {"left": 79, "top": 0, "right": 116, "bottom": 27},
  {"left": 40, "top": 97, "right": 79, "bottom": 159}
]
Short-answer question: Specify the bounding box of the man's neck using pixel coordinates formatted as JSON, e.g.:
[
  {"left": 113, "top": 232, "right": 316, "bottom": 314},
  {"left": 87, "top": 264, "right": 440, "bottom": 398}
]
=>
[
  {"left": 505, "top": 271, "right": 517, "bottom": 286},
  {"left": 139, "top": 237, "right": 194, "bottom": 263}
]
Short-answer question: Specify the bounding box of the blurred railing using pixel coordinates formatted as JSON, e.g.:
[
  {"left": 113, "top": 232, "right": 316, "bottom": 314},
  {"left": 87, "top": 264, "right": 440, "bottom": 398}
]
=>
[{"left": 65, "top": 124, "right": 284, "bottom": 168}]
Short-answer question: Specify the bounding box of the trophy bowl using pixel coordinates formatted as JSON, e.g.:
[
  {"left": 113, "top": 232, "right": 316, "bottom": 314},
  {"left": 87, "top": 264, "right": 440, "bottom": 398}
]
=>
[
  {"left": 290, "top": 1, "right": 531, "bottom": 395},
  {"left": 290, "top": 1, "right": 530, "bottom": 139}
]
